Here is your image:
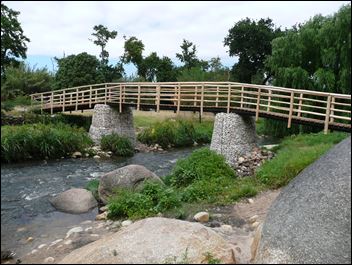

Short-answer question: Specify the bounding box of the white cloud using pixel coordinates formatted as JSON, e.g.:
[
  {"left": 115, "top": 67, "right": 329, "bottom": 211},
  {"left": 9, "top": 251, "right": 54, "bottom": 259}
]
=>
[{"left": 4, "top": 1, "right": 350, "bottom": 65}]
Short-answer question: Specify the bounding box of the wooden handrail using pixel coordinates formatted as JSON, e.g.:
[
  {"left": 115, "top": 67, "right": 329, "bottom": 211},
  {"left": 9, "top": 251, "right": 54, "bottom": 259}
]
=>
[{"left": 30, "top": 82, "right": 351, "bottom": 134}]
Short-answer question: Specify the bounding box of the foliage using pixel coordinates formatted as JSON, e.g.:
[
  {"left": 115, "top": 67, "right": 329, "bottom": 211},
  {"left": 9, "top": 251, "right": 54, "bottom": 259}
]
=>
[
  {"left": 1, "top": 123, "right": 93, "bottom": 163},
  {"left": 137, "top": 119, "right": 196, "bottom": 148},
  {"left": 1, "top": 3, "right": 30, "bottom": 76},
  {"left": 100, "top": 133, "right": 134, "bottom": 157},
  {"left": 263, "top": 4, "right": 351, "bottom": 135},
  {"left": 107, "top": 181, "right": 181, "bottom": 220},
  {"left": 85, "top": 179, "right": 100, "bottom": 200},
  {"left": 1, "top": 63, "right": 54, "bottom": 101},
  {"left": 256, "top": 132, "right": 348, "bottom": 188},
  {"left": 176, "top": 39, "right": 200, "bottom": 69},
  {"left": 167, "top": 148, "right": 235, "bottom": 188},
  {"left": 224, "top": 17, "right": 282, "bottom": 84},
  {"left": 54, "top": 52, "right": 104, "bottom": 89},
  {"left": 122, "top": 36, "right": 145, "bottom": 76}
]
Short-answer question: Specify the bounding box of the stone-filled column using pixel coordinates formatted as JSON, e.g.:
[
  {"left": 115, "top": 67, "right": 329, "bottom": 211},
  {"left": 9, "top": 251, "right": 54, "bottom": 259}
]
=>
[
  {"left": 210, "top": 113, "right": 257, "bottom": 168},
  {"left": 89, "top": 104, "right": 136, "bottom": 146}
]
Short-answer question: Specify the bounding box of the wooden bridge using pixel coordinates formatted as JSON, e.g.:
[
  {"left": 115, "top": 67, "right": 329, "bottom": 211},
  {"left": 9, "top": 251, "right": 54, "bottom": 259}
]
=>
[{"left": 30, "top": 82, "right": 351, "bottom": 134}]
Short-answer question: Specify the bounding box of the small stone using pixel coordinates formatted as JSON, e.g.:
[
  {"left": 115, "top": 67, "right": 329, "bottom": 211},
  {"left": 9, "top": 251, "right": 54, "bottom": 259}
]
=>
[
  {"left": 95, "top": 211, "right": 108, "bottom": 221},
  {"left": 64, "top": 240, "right": 72, "bottom": 245},
  {"left": 38, "top": 244, "right": 47, "bottom": 249},
  {"left": 65, "top": 227, "right": 83, "bottom": 239},
  {"left": 111, "top": 221, "right": 121, "bottom": 229},
  {"left": 26, "top": 237, "right": 34, "bottom": 243},
  {"left": 107, "top": 151, "right": 113, "bottom": 155},
  {"left": 44, "top": 257, "right": 54, "bottom": 263},
  {"left": 193, "top": 212, "right": 209, "bottom": 223},
  {"left": 49, "top": 239, "right": 63, "bottom": 246},
  {"left": 17, "top": 227, "right": 26, "bottom": 232},
  {"left": 252, "top": 221, "right": 260, "bottom": 228},
  {"left": 31, "top": 249, "right": 38, "bottom": 254},
  {"left": 72, "top": 151, "right": 82, "bottom": 158},
  {"left": 249, "top": 215, "right": 258, "bottom": 224},
  {"left": 220, "top": 224, "right": 233, "bottom": 233},
  {"left": 105, "top": 220, "right": 113, "bottom": 226},
  {"left": 80, "top": 220, "right": 92, "bottom": 225},
  {"left": 212, "top": 213, "right": 223, "bottom": 218},
  {"left": 247, "top": 198, "right": 254, "bottom": 204},
  {"left": 121, "top": 220, "right": 133, "bottom": 227},
  {"left": 85, "top": 153, "right": 89, "bottom": 157},
  {"left": 99, "top": 206, "right": 108, "bottom": 212},
  {"left": 238, "top": 157, "right": 245, "bottom": 163},
  {"left": 84, "top": 227, "right": 93, "bottom": 232},
  {"left": 157, "top": 212, "right": 163, "bottom": 217},
  {"left": 209, "top": 221, "right": 221, "bottom": 228},
  {"left": 90, "top": 234, "right": 100, "bottom": 237},
  {"left": 93, "top": 155, "right": 101, "bottom": 159}
]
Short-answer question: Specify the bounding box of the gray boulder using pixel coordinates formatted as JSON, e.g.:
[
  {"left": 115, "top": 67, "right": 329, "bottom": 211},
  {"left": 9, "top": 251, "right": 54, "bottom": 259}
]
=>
[
  {"left": 98, "top": 165, "right": 163, "bottom": 204},
  {"left": 59, "top": 217, "right": 236, "bottom": 264},
  {"left": 50, "top": 188, "right": 98, "bottom": 214},
  {"left": 255, "top": 137, "right": 351, "bottom": 264}
]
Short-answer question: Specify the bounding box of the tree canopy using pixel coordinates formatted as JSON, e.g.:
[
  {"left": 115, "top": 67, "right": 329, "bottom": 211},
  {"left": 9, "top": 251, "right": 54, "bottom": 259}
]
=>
[{"left": 1, "top": 3, "right": 30, "bottom": 77}]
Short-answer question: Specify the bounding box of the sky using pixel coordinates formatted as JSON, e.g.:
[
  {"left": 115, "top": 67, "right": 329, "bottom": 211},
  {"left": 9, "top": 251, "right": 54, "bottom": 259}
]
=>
[{"left": 4, "top": 1, "right": 350, "bottom": 76}]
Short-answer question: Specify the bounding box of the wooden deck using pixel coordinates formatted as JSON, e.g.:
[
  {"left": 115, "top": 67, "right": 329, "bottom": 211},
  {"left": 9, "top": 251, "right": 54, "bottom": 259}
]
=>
[{"left": 30, "top": 82, "right": 351, "bottom": 134}]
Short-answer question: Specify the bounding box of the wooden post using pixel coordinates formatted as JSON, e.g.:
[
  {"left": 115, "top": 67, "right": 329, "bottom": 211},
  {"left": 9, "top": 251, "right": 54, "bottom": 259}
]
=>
[
  {"left": 51, "top": 92, "right": 54, "bottom": 115},
  {"left": 89, "top": 86, "right": 92, "bottom": 108},
  {"left": 75, "top": 88, "right": 79, "bottom": 111},
  {"left": 227, "top": 84, "right": 231, "bottom": 113},
  {"left": 62, "top": 90, "right": 65, "bottom": 112},
  {"left": 177, "top": 84, "right": 181, "bottom": 114},
  {"left": 137, "top": 85, "right": 141, "bottom": 111},
  {"left": 240, "top": 86, "right": 244, "bottom": 108},
  {"left": 104, "top": 87, "right": 107, "bottom": 105},
  {"left": 200, "top": 84, "right": 204, "bottom": 119},
  {"left": 216, "top": 86, "right": 219, "bottom": 107},
  {"left": 267, "top": 89, "right": 272, "bottom": 112},
  {"left": 41, "top": 94, "right": 43, "bottom": 114},
  {"left": 287, "top": 92, "right": 294, "bottom": 128},
  {"left": 174, "top": 85, "right": 177, "bottom": 106},
  {"left": 324, "top": 95, "right": 332, "bottom": 134},
  {"left": 330, "top": 96, "right": 335, "bottom": 123},
  {"left": 156, "top": 85, "right": 160, "bottom": 112},
  {"left": 297, "top": 93, "right": 303, "bottom": 118},
  {"left": 119, "top": 84, "right": 122, "bottom": 113},
  {"left": 255, "top": 88, "right": 261, "bottom": 121}
]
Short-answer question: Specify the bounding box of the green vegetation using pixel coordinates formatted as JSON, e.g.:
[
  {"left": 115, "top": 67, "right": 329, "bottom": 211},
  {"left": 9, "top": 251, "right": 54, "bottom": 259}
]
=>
[
  {"left": 1, "top": 123, "right": 93, "bottom": 163},
  {"left": 256, "top": 132, "right": 348, "bottom": 188},
  {"left": 101, "top": 133, "right": 134, "bottom": 157},
  {"left": 107, "top": 132, "right": 348, "bottom": 221},
  {"left": 85, "top": 179, "right": 100, "bottom": 200},
  {"left": 137, "top": 119, "right": 213, "bottom": 148}
]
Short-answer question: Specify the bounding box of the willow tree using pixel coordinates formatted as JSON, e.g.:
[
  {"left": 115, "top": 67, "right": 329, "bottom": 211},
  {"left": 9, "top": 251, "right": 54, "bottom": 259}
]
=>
[{"left": 263, "top": 4, "right": 351, "bottom": 136}]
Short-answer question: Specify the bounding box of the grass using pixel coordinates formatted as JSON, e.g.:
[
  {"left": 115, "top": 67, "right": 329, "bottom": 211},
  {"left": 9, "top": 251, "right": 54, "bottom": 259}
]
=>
[
  {"left": 85, "top": 179, "right": 100, "bottom": 200},
  {"left": 1, "top": 122, "right": 93, "bottom": 163},
  {"left": 101, "top": 134, "right": 134, "bottom": 157},
  {"left": 106, "top": 131, "right": 348, "bottom": 221}
]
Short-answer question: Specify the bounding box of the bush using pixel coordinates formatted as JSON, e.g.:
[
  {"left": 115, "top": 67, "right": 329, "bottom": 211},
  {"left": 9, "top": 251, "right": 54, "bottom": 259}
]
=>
[
  {"left": 85, "top": 179, "right": 100, "bottom": 200},
  {"left": 167, "top": 147, "right": 235, "bottom": 187},
  {"left": 1, "top": 123, "right": 93, "bottom": 163},
  {"left": 101, "top": 134, "right": 134, "bottom": 157},
  {"left": 107, "top": 181, "right": 181, "bottom": 220}
]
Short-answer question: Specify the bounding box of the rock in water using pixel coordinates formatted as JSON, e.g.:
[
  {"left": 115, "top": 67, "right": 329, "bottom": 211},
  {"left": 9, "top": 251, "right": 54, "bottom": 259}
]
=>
[
  {"left": 50, "top": 188, "right": 98, "bottom": 214},
  {"left": 59, "top": 217, "right": 236, "bottom": 264},
  {"left": 98, "top": 165, "right": 163, "bottom": 204},
  {"left": 1, "top": 250, "right": 15, "bottom": 260}
]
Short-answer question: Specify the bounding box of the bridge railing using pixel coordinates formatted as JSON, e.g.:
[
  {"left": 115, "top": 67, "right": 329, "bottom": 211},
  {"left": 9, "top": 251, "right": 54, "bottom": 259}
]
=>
[{"left": 30, "top": 82, "right": 351, "bottom": 134}]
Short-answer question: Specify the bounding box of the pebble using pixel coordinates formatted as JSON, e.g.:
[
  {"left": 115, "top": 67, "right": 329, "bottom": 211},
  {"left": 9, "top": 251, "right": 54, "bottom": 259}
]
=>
[
  {"left": 26, "top": 237, "right": 34, "bottom": 243},
  {"left": 38, "top": 244, "right": 47, "bottom": 249},
  {"left": 95, "top": 211, "right": 108, "bottom": 220},
  {"left": 64, "top": 240, "right": 72, "bottom": 245},
  {"left": 90, "top": 234, "right": 99, "bottom": 237},
  {"left": 44, "top": 257, "right": 55, "bottom": 263},
  {"left": 99, "top": 206, "right": 108, "bottom": 212},
  {"left": 111, "top": 221, "right": 121, "bottom": 228},
  {"left": 17, "top": 227, "right": 26, "bottom": 232},
  {"left": 248, "top": 215, "right": 258, "bottom": 223},
  {"left": 252, "top": 221, "right": 260, "bottom": 228},
  {"left": 193, "top": 212, "right": 209, "bottom": 223},
  {"left": 247, "top": 198, "right": 254, "bottom": 204},
  {"left": 49, "top": 239, "right": 63, "bottom": 246},
  {"left": 65, "top": 227, "right": 83, "bottom": 238},
  {"left": 31, "top": 249, "right": 38, "bottom": 255},
  {"left": 80, "top": 220, "right": 93, "bottom": 225},
  {"left": 84, "top": 227, "right": 93, "bottom": 232},
  {"left": 220, "top": 224, "right": 233, "bottom": 233},
  {"left": 93, "top": 155, "right": 101, "bottom": 159},
  {"left": 121, "top": 220, "right": 133, "bottom": 227}
]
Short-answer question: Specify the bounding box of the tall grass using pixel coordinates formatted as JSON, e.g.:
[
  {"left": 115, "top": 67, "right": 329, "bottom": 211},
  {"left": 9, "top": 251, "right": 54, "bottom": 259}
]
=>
[
  {"left": 101, "top": 134, "right": 134, "bottom": 157},
  {"left": 1, "top": 123, "right": 93, "bottom": 163}
]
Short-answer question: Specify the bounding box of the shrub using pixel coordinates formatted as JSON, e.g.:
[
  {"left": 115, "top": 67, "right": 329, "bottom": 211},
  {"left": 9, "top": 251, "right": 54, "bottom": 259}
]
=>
[
  {"left": 101, "top": 134, "right": 134, "bottom": 157},
  {"left": 167, "top": 147, "right": 235, "bottom": 187},
  {"left": 1, "top": 123, "right": 93, "bottom": 163},
  {"left": 107, "top": 181, "right": 181, "bottom": 220}
]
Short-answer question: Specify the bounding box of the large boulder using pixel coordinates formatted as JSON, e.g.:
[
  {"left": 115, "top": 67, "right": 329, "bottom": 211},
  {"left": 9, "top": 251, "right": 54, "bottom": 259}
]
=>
[
  {"left": 50, "top": 188, "right": 98, "bottom": 214},
  {"left": 98, "top": 165, "right": 163, "bottom": 204},
  {"left": 255, "top": 137, "right": 351, "bottom": 264},
  {"left": 59, "top": 217, "right": 236, "bottom": 264}
]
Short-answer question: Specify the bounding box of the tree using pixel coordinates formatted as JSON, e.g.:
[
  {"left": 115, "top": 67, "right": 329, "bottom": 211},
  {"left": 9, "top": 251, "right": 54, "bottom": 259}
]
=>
[
  {"left": 224, "top": 18, "right": 282, "bottom": 84},
  {"left": 176, "top": 39, "right": 201, "bottom": 69},
  {"left": 1, "top": 3, "right": 30, "bottom": 77},
  {"left": 122, "top": 36, "right": 145, "bottom": 76},
  {"left": 54, "top": 52, "right": 104, "bottom": 89},
  {"left": 157, "top": 56, "right": 178, "bottom": 82},
  {"left": 89, "top": 24, "right": 122, "bottom": 82}
]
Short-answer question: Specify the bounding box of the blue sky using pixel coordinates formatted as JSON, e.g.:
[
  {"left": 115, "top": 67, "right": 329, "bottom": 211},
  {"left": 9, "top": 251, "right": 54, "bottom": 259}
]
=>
[{"left": 4, "top": 1, "right": 349, "bottom": 76}]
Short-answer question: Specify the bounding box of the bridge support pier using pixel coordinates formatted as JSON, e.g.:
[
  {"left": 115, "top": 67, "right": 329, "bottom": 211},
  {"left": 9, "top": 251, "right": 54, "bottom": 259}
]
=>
[
  {"left": 89, "top": 104, "right": 136, "bottom": 146},
  {"left": 210, "top": 113, "right": 258, "bottom": 168}
]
